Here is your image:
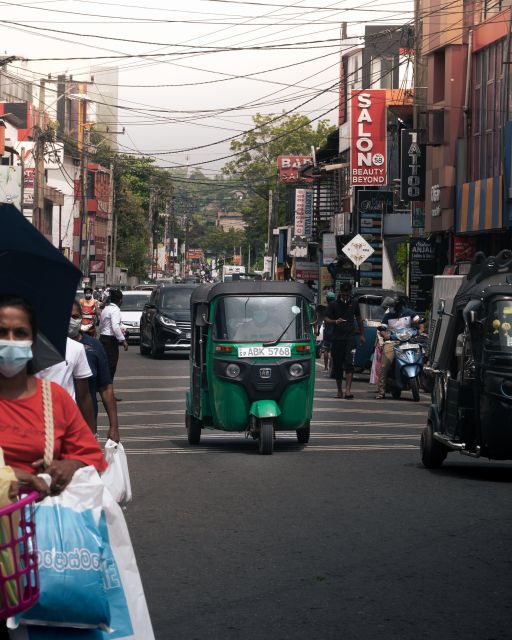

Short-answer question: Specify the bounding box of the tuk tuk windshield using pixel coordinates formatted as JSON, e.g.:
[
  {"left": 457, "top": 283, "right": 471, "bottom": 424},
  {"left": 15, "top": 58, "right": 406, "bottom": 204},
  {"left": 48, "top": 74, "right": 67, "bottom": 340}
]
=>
[
  {"left": 486, "top": 299, "right": 512, "bottom": 350},
  {"left": 214, "top": 296, "right": 310, "bottom": 342},
  {"left": 357, "top": 296, "right": 387, "bottom": 325}
]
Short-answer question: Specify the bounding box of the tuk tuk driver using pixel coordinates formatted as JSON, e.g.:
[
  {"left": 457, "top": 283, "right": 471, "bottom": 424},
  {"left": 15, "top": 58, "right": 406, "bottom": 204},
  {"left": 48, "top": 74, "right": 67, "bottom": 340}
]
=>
[
  {"left": 232, "top": 307, "right": 283, "bottom": 342},
  {"left": 375, "top": 295, "right": 423, "bottom": 399}
]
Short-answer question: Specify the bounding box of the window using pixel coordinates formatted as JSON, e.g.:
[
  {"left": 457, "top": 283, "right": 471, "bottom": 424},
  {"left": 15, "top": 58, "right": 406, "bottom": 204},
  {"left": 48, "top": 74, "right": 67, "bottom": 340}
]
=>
[
  {"left": 471, "top": 40, "right": 505, "bottom": 180},
  {"left": 433, "top": 50, "right": 445, "bottom": 103},
  {"left": 482, "top": 0, "right": 503, "bottom": 19}
]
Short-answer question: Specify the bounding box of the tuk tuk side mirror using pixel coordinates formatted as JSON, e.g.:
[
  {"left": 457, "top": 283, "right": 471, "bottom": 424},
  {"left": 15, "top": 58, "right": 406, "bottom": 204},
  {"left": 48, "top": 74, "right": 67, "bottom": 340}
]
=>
[{"left": 195, "top": 303, "right": 210, "bottom": 327}]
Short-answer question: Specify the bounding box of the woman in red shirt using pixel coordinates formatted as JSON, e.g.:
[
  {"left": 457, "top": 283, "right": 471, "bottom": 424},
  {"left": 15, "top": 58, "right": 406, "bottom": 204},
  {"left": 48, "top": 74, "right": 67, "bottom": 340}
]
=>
[{"left": 0, "top": 294, "right": 107, "bottom": 496}]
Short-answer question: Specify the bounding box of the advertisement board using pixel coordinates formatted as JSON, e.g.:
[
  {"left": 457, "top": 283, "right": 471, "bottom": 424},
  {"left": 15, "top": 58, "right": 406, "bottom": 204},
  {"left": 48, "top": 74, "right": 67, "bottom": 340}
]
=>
[
  {"left": 356, "top": 190, "right": 389, "bottom": 287},
  {"left": 277, "top": 156, "right": 312, "bottom": 183},
  {"left": 351, "top": 90, "right": 387, "bottom": 187},
  {"left": 295, "top": 261, "right": 319, "bottom": 282},
  {"left": 409, "top": 238, "right": 436, "bottom": 313},
  {"left": 294, "top": 189, "right": 306, "bottom": 235},
  {"left": 89, "top": 259, "right": 105, "bottom": 274},
  {"left": 322, "top": 232, "right": 337, "bottom": 264},
  {"left": 400, "top": 130, "right": 426, "bottom": 202}
]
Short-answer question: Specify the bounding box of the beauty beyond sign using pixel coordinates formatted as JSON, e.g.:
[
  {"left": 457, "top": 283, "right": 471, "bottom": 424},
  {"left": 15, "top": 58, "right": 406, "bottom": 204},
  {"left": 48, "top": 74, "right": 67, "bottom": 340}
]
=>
[{"left": 350, "top": 90, "right": 387, "bottom": 187}]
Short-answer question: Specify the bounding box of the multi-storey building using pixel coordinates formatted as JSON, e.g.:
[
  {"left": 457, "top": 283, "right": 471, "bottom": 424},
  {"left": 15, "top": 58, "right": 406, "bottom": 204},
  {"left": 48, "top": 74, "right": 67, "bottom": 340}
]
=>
[{"left": 422, "top": 0, "right": 512, "bottom": 267}]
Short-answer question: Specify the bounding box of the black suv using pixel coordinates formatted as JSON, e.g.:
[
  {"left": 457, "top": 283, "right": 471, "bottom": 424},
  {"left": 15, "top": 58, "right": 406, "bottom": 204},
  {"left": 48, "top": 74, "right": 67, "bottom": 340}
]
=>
[{"left": 139, "top": 285, "right": 196, "bottom": 358}]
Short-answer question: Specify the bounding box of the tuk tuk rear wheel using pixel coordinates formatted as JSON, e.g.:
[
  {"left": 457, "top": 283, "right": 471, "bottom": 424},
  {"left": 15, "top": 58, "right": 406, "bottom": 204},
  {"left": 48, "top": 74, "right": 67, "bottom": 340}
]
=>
[
  {"left": 410, "top": 377, "right": 420, "bottom": 402},
  {"left": 296, "top": 423, "right": 310, "bottom": 444},
  {"left": 420, "top": 421, "right": 447, "bottom": 468},
  {"left": 258, "top": 419, "right": 274, "bottom": 455},
  {"left": 186, "top": 411, "right": 202, "bottom": 445}
]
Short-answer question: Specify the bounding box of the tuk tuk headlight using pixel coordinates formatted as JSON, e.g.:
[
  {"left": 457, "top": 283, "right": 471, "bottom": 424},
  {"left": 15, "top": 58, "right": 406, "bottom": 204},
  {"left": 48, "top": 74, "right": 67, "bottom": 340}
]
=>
[
  {"left": 289, "top": 363, "right": 304, "bottom": 378},
  {"left": 226, "top": 363, "right": 241, "bottom": 378},
  {"left": 157, "top": 314, "right": 177, "bottom": 327}
]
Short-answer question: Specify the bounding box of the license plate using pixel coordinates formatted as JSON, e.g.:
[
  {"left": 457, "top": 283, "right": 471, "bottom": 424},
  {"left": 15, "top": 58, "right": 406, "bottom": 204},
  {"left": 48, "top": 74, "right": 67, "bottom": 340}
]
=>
[
  {"left": 238, "top": 346, "right": 291, "bottom": 358},
  {"left": 186, "top": 332, "right": 191, "bottom": 339}
]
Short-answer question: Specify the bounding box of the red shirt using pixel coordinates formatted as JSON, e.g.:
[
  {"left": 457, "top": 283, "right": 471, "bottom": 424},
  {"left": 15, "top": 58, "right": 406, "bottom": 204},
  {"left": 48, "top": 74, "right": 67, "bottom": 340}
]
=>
[{"left": 0, "top": 379, "right": 107, "bottom": 474}]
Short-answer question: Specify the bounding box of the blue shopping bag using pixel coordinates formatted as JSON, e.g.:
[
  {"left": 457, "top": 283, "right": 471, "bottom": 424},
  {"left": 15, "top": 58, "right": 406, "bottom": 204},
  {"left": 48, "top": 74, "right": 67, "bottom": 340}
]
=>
[{"left": 16, "top": 468, "right": 110, "bottom": 630}]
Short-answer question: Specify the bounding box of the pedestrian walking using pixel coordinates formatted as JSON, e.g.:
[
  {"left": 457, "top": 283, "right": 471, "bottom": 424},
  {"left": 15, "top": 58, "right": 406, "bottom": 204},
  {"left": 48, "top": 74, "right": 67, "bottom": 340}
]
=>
[
  {"left": 79, "top": 286, "right": 100, "bottom": 337},
  {"left": 99, "top": 288, "right": 128, "bottom": 382},
  {"left": 36, "top": 332, "right": 96, "bottom": 433},
  {"left": 324, "top": 283, "right": 365, "bottom": 399},
  {"left": 69, "top": 301, "right": 120, "bottom": 442}
]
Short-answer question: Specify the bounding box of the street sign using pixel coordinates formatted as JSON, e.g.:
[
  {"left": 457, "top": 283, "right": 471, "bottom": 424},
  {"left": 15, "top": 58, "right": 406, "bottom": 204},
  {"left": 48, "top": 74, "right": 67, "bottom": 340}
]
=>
[{"left": 342, "top": 234, "right": 375, "bottom": 267}]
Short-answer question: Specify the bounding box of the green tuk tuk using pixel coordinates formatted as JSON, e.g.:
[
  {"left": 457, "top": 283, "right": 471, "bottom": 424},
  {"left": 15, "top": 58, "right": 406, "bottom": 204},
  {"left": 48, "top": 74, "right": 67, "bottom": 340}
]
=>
[{"left": 186, "top": 281, "right": 316, "bottom": 454}]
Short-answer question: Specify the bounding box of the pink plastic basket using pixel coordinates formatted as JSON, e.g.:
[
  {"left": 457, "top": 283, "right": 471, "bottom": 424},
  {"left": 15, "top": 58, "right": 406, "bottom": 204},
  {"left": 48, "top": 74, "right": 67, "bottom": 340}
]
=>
[{"left": 0, "top": 490, "right": 39, "bottom": 619}]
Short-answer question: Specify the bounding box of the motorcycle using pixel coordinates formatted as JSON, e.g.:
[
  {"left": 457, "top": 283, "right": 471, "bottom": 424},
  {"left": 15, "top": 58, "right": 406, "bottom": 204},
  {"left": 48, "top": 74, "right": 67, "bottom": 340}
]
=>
[{"left": 380, "top": 326, "right": 425, "bottom": 401}]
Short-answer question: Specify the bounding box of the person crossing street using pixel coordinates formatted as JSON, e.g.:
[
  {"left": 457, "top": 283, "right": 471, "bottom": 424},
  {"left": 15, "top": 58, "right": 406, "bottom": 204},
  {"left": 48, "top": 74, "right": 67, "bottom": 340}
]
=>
[{"left": 325, "top": 283, "right": 365, "bottom": 399}]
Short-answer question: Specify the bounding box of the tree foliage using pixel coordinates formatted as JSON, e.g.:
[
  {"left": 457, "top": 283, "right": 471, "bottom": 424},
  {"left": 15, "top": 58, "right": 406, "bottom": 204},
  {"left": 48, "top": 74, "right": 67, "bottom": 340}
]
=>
[{"left": 222, "top": 113, "right": 336, "bottom": 260}]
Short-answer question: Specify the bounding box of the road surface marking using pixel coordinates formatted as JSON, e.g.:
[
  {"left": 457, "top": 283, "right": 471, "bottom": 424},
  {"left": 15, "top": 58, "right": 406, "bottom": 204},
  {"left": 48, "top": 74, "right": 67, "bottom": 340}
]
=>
[{"left": 123, "top": 444, "right": 418, "bottom": 455}]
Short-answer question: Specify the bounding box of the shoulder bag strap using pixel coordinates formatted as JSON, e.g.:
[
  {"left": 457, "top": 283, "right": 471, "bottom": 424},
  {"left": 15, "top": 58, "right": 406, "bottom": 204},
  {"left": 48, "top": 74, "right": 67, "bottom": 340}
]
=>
[{"left": 41, "top": 379, "right": 54, "bottom": 468}]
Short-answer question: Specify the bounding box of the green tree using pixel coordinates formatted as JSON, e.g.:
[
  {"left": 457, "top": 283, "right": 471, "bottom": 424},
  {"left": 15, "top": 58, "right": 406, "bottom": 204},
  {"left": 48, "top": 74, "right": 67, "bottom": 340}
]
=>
[{"left": 222, "top": 112, "right": 336, "bottom": 260}]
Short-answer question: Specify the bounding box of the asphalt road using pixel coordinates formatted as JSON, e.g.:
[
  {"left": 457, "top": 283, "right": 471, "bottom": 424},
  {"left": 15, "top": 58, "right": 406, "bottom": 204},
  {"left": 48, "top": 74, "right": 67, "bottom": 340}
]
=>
[{"left": 98, "top": 349, "right": 512, "bottom": 640}]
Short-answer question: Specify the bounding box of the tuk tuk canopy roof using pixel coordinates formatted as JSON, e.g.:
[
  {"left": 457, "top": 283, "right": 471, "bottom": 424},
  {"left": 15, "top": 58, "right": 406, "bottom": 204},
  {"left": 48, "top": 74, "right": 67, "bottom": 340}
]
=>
[
  {"left": 190, "top": 281, "right": 315, "bottom": 305},
  {"left": 453, "top": 250, "right": 512, "bottom": 311}
]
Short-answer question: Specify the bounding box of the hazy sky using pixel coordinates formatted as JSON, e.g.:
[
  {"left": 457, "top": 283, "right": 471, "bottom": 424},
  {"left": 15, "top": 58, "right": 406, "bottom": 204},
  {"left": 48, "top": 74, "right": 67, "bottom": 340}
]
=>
[{"left": 0, "top": 0, "right": 413, "bottom": 173}]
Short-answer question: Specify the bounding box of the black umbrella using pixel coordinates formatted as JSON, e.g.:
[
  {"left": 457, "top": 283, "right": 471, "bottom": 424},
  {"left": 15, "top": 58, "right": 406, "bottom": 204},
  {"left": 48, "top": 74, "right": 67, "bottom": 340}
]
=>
[{"left": 0, "top": 204, "right": 82, "bottom": 370}]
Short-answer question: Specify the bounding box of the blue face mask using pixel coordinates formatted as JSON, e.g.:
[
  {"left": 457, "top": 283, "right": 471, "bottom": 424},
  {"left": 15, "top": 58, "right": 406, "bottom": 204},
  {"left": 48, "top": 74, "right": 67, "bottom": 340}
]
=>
[{"left": 0, "top": 339, "right": 33, "bottom": 378}]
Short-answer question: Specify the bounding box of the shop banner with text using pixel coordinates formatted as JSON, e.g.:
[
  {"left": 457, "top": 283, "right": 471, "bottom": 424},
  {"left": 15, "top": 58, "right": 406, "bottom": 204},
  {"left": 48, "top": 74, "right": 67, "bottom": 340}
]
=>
[{"left": 351, "top": 89, "right": 387, "bottom": 187}]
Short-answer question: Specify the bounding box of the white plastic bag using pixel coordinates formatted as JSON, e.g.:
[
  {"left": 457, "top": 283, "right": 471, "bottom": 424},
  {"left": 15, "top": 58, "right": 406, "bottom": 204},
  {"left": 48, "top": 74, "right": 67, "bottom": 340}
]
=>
[{"left": 102, "top": 440, "right": 132, "bottom": 505}]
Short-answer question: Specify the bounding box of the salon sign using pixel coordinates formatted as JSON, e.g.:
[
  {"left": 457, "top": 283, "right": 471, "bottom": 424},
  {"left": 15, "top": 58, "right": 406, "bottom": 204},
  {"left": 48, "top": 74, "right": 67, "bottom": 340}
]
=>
[{"left": 350, "top": 90, "right": 387, "bottom": 186}]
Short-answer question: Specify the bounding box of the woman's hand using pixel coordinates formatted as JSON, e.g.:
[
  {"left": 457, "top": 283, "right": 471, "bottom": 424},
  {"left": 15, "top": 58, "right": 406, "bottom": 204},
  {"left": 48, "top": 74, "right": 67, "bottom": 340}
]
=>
[
  {"left": 107, "top": 427, "right": 120, "bottom": 443},
  {"left": 32, "top": 458, "right": 85, "bottom": 495},
  {"left": 12, "top": 468, "right": 51, "bottom": 500}
]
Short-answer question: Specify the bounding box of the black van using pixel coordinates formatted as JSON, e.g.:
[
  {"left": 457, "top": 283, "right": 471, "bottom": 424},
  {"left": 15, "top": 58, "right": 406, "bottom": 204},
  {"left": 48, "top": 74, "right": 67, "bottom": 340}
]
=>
[{"left": 139, "top": 285, "right": 196, "bottom": 358}]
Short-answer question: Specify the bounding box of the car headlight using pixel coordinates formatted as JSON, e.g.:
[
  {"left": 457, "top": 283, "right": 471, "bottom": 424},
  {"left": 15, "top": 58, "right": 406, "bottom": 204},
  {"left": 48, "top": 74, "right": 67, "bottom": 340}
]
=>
[
  {"left": 226, "top": 363, "right": 241, "bottom": 378},
  {"left": 157, "top": 314, "right": 177, "bottom": 327},
  {"left": 289, "top": 363, "right": 304, "bottom": 378}
]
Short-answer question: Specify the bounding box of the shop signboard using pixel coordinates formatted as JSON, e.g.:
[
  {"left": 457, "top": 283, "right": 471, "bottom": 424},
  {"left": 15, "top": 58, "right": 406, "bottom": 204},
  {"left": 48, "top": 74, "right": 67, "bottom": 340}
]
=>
[
  {"left": 351, "top": 89, "right": 387, "bottom": 187},
  {"left": 322, "top": 232, "right": 337, "bottom": 264},
  {"left": 453, "top": 236, "right": 476, "bottom": 262},
  {"left": 303, "top": 189, "right": 313, "bottom": 237},
  {"left": 89, "top": 259, "right": 105, "bottom": 274},
  {"left": 277, "top": 156, "right": 312, "bottom": 183},
  {"left": 400, "top": 130, "right": 426, "bottom": 202},
  {"left": 294, "top": 189, "right": 306, "bottom": 235},
  {"left": 355, "top": 190, "right": 389, "bottom": 287},
  {"left": 295, "top": 261, "right": 319, "bottom": 281},
  {"left": 409, "top": 237, "right": 436, "bottom": 313}
]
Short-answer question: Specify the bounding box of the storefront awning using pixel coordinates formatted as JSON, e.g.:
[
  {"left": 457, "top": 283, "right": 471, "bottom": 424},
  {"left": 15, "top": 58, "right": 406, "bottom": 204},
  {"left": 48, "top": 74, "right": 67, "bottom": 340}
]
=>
[{"left": 456, "top": 176, "right": 503, "bottom": 233}]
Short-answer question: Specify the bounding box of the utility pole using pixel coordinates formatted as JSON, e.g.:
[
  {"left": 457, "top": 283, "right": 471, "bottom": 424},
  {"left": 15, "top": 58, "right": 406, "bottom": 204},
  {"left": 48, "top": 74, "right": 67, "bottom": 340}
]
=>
[{"left": 33, "top": 78, "right": 46, "bottom": 231}]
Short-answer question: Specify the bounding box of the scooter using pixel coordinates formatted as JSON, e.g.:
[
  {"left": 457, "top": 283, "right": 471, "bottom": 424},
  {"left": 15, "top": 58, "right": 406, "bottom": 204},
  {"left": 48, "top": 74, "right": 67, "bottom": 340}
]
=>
[{"left": 381, "top": 326, "right": 425, "bottom": 402}]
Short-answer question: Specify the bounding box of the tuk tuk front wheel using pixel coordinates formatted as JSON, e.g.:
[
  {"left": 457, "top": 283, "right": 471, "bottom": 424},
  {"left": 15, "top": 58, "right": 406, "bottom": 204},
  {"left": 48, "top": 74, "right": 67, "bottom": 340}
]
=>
[
  {"left": 258, "top": 419, "right": 274, "bottom": 455},
  {"left": 296, "top": 422, "right": 310, "bottom": 444},
  {"left": 186, "top": 411, "right": 202, "bottom": 445},
  {"left": 420, "top": 421, "right": 447, "bottom": 468}
]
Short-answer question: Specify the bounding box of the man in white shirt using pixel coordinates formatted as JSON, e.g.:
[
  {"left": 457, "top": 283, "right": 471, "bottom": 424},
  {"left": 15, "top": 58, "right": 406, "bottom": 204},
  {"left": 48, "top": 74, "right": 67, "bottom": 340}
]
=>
[
  {"left": 99, "top": 288, "right": 128, "bottom": 381},
  {"left": 37, "top": 336, "right": 96, "bottom": 432}
]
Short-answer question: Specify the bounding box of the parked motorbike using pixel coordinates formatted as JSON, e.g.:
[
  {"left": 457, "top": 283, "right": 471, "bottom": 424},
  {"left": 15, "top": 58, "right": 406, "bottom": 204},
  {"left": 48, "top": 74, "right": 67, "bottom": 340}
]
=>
[{"left": 380, "top": 326, "right": 425, "bottom": 401}]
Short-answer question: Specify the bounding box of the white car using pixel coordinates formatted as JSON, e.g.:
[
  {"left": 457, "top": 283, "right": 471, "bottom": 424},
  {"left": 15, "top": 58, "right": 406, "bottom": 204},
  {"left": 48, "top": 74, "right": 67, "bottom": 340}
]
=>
[{"left": 120, "top": 290, "right": 151, "bottom": 343}]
